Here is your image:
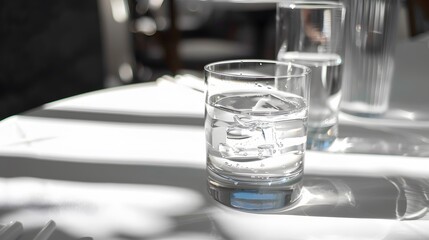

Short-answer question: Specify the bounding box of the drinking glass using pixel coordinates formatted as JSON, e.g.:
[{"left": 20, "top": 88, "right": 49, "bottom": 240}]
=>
[
  {"left": 276, "top": 0, "right": 346, "bottom": 150},
  {"left": 341, "top": 0, "right": 399, "bottom": 116},
  {"left": 204, "top": 60, "right": 310, "bottom": 211}
]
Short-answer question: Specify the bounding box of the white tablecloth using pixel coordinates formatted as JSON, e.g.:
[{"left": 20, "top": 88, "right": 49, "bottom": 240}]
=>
[{"left": 0, "top": 35, "right": 428, "bottom": 240}]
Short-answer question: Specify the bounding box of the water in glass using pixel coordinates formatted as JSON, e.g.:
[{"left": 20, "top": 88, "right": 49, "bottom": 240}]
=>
[
  {"left": 205, "top": 90, "right": 307, "bottom": 188},
  {"left": 279, "top": 51, "right": 342, "bottom": 148}
]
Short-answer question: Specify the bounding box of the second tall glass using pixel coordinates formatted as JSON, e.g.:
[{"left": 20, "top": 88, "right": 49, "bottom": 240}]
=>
[{"left": 276, "top": 0, "right": 346, "bottom": 150}]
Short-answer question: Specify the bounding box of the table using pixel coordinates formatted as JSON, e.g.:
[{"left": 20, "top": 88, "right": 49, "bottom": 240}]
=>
[{"left": 0, "top": 37, "right": 428, "bottom": 239}]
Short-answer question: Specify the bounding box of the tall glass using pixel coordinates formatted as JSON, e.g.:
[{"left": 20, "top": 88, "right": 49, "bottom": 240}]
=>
[
  {"left": 205, "top": 60, "right": 310, "bottom": 211},
  {"left": 341, "top": 0, "right": 399, "bottom": 116},
  {"left": 276, "top": 0, "right": 346, "bottom": 150}
]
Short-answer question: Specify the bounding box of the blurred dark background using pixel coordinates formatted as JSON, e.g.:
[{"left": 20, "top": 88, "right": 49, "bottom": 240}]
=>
[
  {"left": 0, "top": 0, "right": 104, "bottom": 119},
  {"left": 0, "top": 0, "right": 428, "bottom": 120},
  {"left": 128, "top": 0, "right": 277, "bottom": 83}
]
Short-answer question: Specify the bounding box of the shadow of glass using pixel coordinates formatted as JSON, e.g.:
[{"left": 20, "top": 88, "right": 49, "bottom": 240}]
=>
[
  {"left": 291, "top": 175, "right": 428, "bottom": 220},
  {"left": 208, "top": 174, "right": 429, "bottom": 220}
]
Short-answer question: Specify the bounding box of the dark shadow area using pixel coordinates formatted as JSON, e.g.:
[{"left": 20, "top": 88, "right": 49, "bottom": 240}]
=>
[
  {"left": 0, "top": 155, "right": 428, "bottom": 221},
  {"left": 23, "top": 108, "right": 204, "bottom": 126},
  {"left": 407, "top": 0, "right": 429, "bottom": 36},
  {"left": 23, "top": 107, "right": 429, "bottom": 157},
  {"left": 0, "top": 156, "right": 207, "bottom": 194},
  {"left": 0, "top": 0, "right": 104, "bottom": 120}
]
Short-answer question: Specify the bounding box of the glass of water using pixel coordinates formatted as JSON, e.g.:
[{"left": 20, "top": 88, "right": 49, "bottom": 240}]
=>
[
  {"left": 205, "top": 60, "right": 310, "bottom": 211},
  {"left": 276, "top": 0, "right": 346, "bottom": 150},
  {"left": 341, "top": 0, "right": 399, "bottom": 116}
]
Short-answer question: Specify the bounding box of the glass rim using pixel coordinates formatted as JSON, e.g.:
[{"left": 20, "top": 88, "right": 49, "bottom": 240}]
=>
[
  {"left": 278, "top": 1, "right": 345, "bottom": 8},
  {"left": 204, "top": 59, "right": 311, "bottom": 79}
]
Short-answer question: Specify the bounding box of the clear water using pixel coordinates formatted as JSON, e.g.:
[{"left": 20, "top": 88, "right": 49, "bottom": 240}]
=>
[
  {"left": 205, "top": 91, "right": 307, "bottom": 188},
  {"left": 278, "top": 52, "right": 342, "bottom": 150},
  {"left": 276, "top": 1, "right": 344, "bottom": 149}
]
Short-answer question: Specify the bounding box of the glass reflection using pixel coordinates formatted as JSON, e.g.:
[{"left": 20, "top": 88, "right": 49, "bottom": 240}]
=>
[
  {"left": 209, "top": 175, "right": 429, "bottom": 220},
  {"left": 208, "top": 179, "right": 301, "bottom": 211}
]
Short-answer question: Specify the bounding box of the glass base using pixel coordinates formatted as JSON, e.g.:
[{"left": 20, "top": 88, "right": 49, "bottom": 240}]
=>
[
  {"left": 340, "top": 101, "right": 388, "bottom": 117},
  {"left": 207, "top": 171, "right": 303, "bottom": 212}
]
